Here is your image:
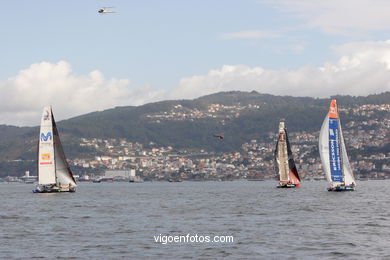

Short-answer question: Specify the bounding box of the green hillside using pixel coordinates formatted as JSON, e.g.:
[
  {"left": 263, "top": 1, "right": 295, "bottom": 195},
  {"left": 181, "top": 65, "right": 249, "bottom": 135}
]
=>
[{"left": 0, "top": 91, "right": 389, "bottom": 163}]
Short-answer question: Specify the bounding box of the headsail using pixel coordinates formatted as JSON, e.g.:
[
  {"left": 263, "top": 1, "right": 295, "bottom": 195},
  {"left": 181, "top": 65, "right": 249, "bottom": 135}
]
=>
[
  {"left": 285, "top": 130, "right": 300, "bottom": 184},
  {"left": 339, "top": 121, "right": 355, "bottom": 186},
  {"left": 52, "top": 115, "right": 76, "bottom": 187}
]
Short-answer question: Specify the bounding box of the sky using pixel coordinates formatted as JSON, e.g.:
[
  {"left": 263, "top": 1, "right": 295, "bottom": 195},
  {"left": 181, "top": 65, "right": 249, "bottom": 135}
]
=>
[{"left": 1, "top": 0, "right": 390, "bottom": 126}]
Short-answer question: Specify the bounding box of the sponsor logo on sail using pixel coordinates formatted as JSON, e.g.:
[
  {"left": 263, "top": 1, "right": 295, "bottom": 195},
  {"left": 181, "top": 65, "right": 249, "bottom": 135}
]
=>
[
  {"left": 40, "top": 153, "right": 52, "bottom": 165},
  {"left": 329, "top": 100, "right": 338, "bottom": 118},
  {"left": 40, "top": 132, "right": 52, "bottom": 142},
  {"left": 41, "top": 153, "right": 51, "bottom": 160},
  {"left": 328, "top": 118, "right": 343, "bottom": 182},
  {"left": 40, "top": 162, "right": 53, "bottom": 165}
]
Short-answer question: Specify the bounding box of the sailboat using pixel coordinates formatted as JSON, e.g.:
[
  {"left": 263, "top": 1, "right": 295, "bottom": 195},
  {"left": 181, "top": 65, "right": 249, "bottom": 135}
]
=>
[
  {"left": 33, "top": 106, "right": 77, "bottom": 193},
  {"left": 275, "top": 121, "right": 301, "bottom": 188},
  {"left": 319, "top": 100, "right": 356, "bottom": 191}
]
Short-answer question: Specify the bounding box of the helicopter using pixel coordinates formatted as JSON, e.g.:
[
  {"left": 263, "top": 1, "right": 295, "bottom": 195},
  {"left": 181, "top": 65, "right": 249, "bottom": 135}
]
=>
[{"left": 98, "top": 7, "right": 117, "bottom": 14}]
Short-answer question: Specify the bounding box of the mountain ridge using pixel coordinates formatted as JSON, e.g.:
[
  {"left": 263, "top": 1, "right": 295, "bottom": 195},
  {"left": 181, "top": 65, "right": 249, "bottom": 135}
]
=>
[{"left": 0, "top": 91, "right": 389, "bottom": 163}]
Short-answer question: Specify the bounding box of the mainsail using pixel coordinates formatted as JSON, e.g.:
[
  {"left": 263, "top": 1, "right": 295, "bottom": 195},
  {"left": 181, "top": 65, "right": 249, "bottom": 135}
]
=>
[
  {"left": 38, "top": 107, "right": 56, "bottom": 185},
  {"left": 319, "top": 100, "right": 355, "bottom": 189},
  {"left": 37, "top": 106, "right": 76, "bottom": 188},
  {"left": 275, "top": 121, "right": 300, "bottom": 186}
]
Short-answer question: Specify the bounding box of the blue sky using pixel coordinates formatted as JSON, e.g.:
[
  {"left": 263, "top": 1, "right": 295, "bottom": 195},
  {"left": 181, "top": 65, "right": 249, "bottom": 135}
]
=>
[
  {"left": 0, "top": 1, "right": 338, "bottom": 83},
  {"left": 1, "top": 0, "right": 390, "bottom": 125}
]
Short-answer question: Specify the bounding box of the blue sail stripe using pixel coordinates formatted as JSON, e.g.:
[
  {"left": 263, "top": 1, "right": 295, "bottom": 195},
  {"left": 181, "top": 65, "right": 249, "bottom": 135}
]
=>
[{"left": 328, "top": 118, "right": 343, "bottom": 182}]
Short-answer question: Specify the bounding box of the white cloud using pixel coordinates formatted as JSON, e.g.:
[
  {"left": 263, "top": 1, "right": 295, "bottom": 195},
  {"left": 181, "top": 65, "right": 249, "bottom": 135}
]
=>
[
  {"left": 221, "top": 30, "right": 281, "bottom": 40},
  {"left": 266, "top": 0, "right": 390, "bottom": 35},
  {"left": 2, "top": 40, "right": 390, "bottom": 126},
  {"left": 0, "top": 61, "right": 161, "bottom": 126},
  {"left": 332, "top": 40, "right": 390, "bottom": 69},
  {"left": 167, "top": 40, "right": 390, "bottom": 99}
]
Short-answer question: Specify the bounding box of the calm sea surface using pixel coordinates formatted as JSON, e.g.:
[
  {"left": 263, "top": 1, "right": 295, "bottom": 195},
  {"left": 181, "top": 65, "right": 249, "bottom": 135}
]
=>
[{"left": 1, "top": 180, "right": 390, "bottom": 259}]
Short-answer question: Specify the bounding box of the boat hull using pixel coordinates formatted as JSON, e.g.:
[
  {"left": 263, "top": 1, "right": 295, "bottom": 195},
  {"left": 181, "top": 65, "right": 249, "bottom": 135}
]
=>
[
  {"left": 277, "top": 183, "right": 300, "bottom": 188},
  {"left": 33, "top": 185, "right": 76, "bottom": 193},
  {"left": 327, "top": 186, "right": 355, "bottom": 192}
]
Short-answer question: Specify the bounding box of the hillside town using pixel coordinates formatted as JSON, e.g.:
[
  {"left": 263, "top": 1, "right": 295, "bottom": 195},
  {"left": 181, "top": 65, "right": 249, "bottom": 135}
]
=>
[
  {"left": 1, "top": 103, "right": 389, "bottom": 183},
  {"left": 145, "top": 103, "right": 260, "bottom": 124}
]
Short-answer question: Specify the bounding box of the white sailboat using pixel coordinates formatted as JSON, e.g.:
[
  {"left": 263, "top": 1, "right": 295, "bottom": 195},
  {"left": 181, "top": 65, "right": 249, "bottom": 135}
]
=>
[
  {"left": 275, "top": 121, "right": 301, "bottom": 188},
  {"left": 33, "top": 106, "right": 77, "bottom": 193},
  {"left": 319, "top": 100, "right": 356, "bottom": 191}
]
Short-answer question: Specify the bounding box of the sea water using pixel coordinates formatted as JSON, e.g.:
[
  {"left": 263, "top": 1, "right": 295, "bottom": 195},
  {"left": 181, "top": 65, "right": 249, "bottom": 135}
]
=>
[{"left": 1, "top": 180, "right": 389, "bottom": 259}]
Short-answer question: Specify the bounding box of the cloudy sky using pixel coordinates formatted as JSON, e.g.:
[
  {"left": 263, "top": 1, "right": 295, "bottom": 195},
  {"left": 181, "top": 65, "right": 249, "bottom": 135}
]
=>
[{"left": 1, "top": 0, "right": 390, "bottom": 126}]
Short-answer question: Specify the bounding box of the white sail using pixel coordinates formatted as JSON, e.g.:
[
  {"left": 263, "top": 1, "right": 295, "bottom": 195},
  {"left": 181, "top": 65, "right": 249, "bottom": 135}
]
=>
[
  {"left": 276, "top": 122, "right": 290, "bottom": 182},
  {"left": 37, "top": 106, "right": 76, "bottom": 188},
  {"left": 38, "top": 106, "right": 56, "bottom": 185},
  {"left": 319, "top": 114, "right": 334, "bottom": 185},
  {"left": 339, "top": 122, "right": 355, "bottom": 186}
]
